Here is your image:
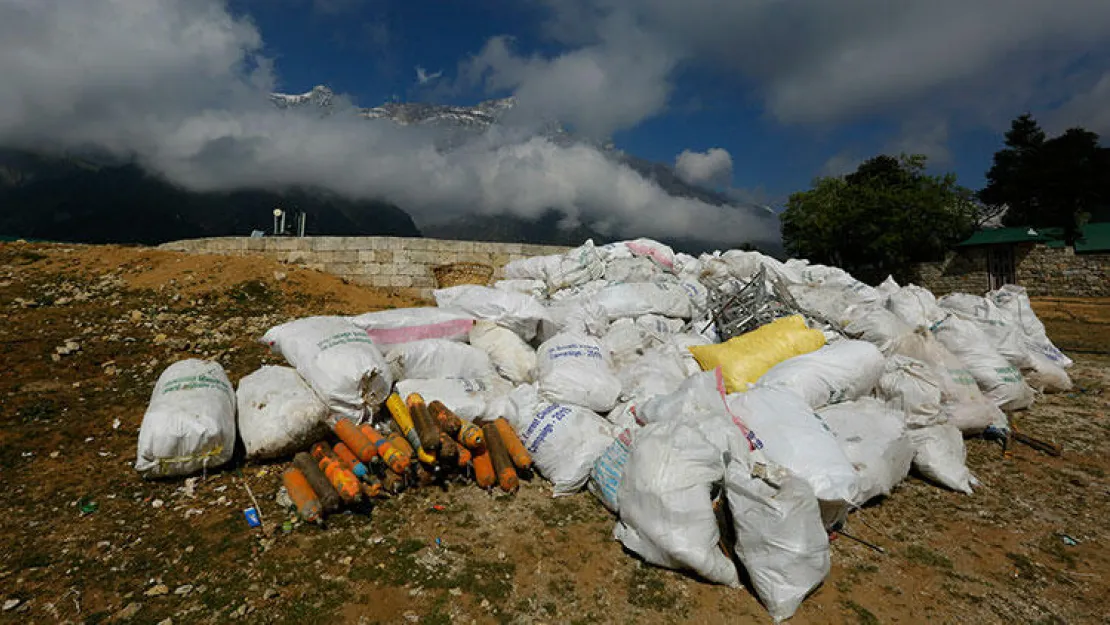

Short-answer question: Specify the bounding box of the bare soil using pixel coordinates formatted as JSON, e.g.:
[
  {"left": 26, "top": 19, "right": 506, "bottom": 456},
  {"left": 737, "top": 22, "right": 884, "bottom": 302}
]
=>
[{"left": 1, "top": 242, "right": 1108, "bottom": 625}]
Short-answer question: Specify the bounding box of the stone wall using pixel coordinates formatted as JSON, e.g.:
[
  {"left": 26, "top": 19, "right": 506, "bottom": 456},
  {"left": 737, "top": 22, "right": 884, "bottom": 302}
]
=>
[
  {"left": 158, "top": 236, "right": 571, "bottom": 298},
  {"left": 912, "top": 244, "right": 1110, "bottom": 297},
  {"left": 910, "top": 247, "right": 990, "bottom": 295},
  {"left": 1016, "top": 245, "right": 1110, "bottom": 297}
]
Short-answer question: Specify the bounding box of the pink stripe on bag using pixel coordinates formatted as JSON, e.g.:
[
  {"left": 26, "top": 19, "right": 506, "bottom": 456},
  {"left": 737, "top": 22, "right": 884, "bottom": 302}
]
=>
[
  {"left": 365, "top": 319, "right": 474, "bottom": 347},
  {"left": 625, "top": 241, "right": 675, "bottom": 270}
]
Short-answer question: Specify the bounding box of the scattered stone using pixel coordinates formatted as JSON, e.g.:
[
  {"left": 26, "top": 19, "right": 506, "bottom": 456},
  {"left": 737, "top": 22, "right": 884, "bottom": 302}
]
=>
[
  {"left": 131, "top": 310, "right": 144, "bottom": 322},
  {"left": 145, "top": 584, "right": 169, "bottom": 597},
  {"left": 157, "top": 619, "right": 173, "bottom": 625},
  {"left": 263, "top": 588, "right": 279, "bottom": 600},
  {"left": 113, "top": 602, "right": 142, "bottom": 620},
  {"left": 151, "top": 499, "right": 164, "bottom": 509},
  {"left": 153, "top": 334, "right": 168, "bottom": 345},
  {"left": 3, "top": 599, "right": 20, "bottom": 611},
  {"left": 173, "top": 585, "right": 193, "bottom": 597},
  {"left": 273, "top": 271, "right": 287, "bottom": 281}
]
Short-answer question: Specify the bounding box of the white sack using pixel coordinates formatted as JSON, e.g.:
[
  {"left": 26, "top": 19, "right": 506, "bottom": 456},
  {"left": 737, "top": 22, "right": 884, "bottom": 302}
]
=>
[
  {"left": 757, "top": 340, "right": 885, "bottom": 409},
  {"left": 887, "top": 285, "right": 946, "bottom": 330},
  {"left": 537, "top": 332, "right": 622, "bottom": 413},
  {"left": 1024, "top": 352, "right": 1073, "bottom": 393},
  {"left": 543, "top": 240, "right": 606, "bottom": 291},
  {"left": 907, "top": 424, "right": 974, "bottom": 494},
  {"left": 877, "top": 276, "right": 901, "bottom": 296},
  {"left": 394, "top": 376, "right": 515, "bottom": 422},
  {"left": 601, "top": 318, "right": 652, "bottom": 367},
  {"left": 604, "top": 257, "right": 660, "bottom": 283},
  {"left": 507, "top": 385, "right": 615, "bottom": 495},
  {"left": 878, "top": 355, "right": 945, "bottom": 427},
  {"left": 502, "top": 254, "right": 559, "bottom": 281},
  {"left": 468, "top": 321, "right": 537, "bottom": 384},
  {"left": 624, "top": 238, "right": 677, "bottom": 272},
  {"left": 262, "top": 316, "right": 392, "bottom": 423},
  {"left": 540, "top": 296, "right": 610, "bottom": 343},
  {"left": 135, "top": 359, "right": 236, "bottom": 478},
  {"left": 593, "top": 282, "right": 693, "bottom": 320},
  {"left": 350, "top": 307, "right": 474, "bottom": 348},
  {"left": 818, "top": 398, "right": 914, "bottom": 505},
  {"left": 613, "top": 420, "right": 740, "bottom": 587},
  {"left": 989, "top": 285, "right": 1072, "bottom": 368},
  {"left": 236, "top": 366, "right": 328, "bottom": 460},
  {"left": 588, "top": 426, "right": 636, "bottom": 513},
  {"left": 727, "top": 461, "right": 830, "bottom": 623},
  {"left": 727, "top": 386, "right": 860, "bottom": 505},
  {"left": 605, "top": 401, "right": 640, "bottom": 431},
  {"left": 433, "top": 285, "right": 548, "bottom": 341},
  {"left": 493, "top": 279, "right": 547, "bottom": 299},
  {"left": 616, "top": 346, "right": 689, "bottom": 404},
  {"left": 841, "top": 305, "right": 912, "bottom": 354},
  {"left": 386, "top": 339, "right": 494, "bottom": 381},
  {"left": 932, "top": 315, "right": 1034, "bottom": 411},
  {"left": 892, "top": 332, "right": 1003, "bottom": 434}
]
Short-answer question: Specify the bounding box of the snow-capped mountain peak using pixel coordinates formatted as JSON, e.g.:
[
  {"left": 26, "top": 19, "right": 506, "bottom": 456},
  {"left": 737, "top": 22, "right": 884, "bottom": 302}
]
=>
[{"left": 269, "top": 85, "right": 335, "bottom": 110}]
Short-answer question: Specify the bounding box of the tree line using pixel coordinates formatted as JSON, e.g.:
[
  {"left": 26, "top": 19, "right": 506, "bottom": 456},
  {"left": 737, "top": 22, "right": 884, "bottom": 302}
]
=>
[{"left": 780, "top": 115, "right": 1110, "bottom": 283}]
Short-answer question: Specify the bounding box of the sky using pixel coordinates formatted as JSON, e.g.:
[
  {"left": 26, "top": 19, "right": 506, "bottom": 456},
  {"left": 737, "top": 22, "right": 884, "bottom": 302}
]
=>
[{"left": 2, "top": 0, "right": 1109, "bottom": 247}]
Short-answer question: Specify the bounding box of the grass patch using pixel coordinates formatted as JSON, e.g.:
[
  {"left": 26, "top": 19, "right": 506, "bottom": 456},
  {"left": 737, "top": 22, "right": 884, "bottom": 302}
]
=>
[
  {"left": 904, "top": 545, "right": 953, "bottom": 569},
  {"left": 627, "top": 566, "right": 686, "bottom": 614},
  {"left": 841, "top": 599, "right": 880, "bottom": 625}
]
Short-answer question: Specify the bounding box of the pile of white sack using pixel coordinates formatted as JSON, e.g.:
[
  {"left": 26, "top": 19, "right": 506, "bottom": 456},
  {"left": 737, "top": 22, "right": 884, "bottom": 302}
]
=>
[{"left": 134, "top": 237, "right": 1072, "bottom": 622}]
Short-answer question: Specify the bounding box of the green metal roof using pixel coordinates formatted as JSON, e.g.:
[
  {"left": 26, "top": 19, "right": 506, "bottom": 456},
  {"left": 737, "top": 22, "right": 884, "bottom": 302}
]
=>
[
  {"left": 956, "top": 227, "right": 1054, "bottom": 247},
  {"left": 958, "top": 223, "right": 1110, "bottom": 253},
  {"left": 1074, "top": 222, "right": 1110, "bottom": 253}
]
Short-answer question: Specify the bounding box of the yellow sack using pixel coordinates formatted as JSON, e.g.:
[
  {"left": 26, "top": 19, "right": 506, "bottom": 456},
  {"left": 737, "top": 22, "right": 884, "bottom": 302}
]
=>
[{"left": 688, "top": 315, "right": 826, "bottom": 393}]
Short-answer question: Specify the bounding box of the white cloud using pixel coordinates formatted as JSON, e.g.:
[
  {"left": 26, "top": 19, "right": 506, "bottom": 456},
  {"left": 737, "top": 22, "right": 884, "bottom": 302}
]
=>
[
  {"left": 675, "top": 148, "right": 733, "bottom": 187},
  {"left": 415, "top": 66, "right": 443, "bottom": 85},
  {"left": 526, "top": 0, "right": 1110, "bottom": 127},
  {"left": 0, "top": 0, "right": 778, "bottom": 247}
]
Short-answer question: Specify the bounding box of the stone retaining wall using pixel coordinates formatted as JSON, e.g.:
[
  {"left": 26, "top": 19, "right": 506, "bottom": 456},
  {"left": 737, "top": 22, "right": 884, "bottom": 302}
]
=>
[
  {"left": 912, "top": 244, "right": 1109, "bottom": 297},
  {"left": 158, "top": 237, "right": 571, "bottom": 298}
]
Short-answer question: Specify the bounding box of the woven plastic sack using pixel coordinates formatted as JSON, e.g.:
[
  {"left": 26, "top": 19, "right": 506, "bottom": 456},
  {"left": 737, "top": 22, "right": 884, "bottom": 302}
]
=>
[
  {"left": 135, "top": 359, "right": 236, "bottom": 478},
  {"left": 433, "top": 285, "right": 548, "bottom": 341},
  {"left": 236, "top": 366, "right": 328, "bottom": 460},
  {"left": 757, "top": 340, "right": 885, "bottom": 409},
  {"left": 932, "top": 315, "right": 1034, "bottom": 411},
  {"left": 469, "top": 321, "right": 537, "bottom": 384},
  {"left": 818, "top": 398, "right": 914, "bottom": 505},
  {"left": 536, "top": 332, "right": 622, "bottom": 413},
  {"left": 349, "top": 307, "right": 474, "bottom": 348},
  {"left": 908, "top": 424, "right": 974, "bottom": 494},
  {"left": 689, "top": 315, "right": 826, "bottom": 393},
  {"left": 878, "top": 355, "right": 945, "bottom": 427},
  {"left": 262, "top": 316, "right": 392, "bottom": 423}
]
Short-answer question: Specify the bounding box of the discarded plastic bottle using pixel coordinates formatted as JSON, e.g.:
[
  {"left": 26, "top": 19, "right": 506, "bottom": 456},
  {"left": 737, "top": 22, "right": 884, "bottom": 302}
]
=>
[
  {"left": 456, "top": 419, "right": 485, "bottom": 450},
  {"left": 332, "top": 442, "right": 372, "bottom": 480},
  {"left": 492, "top": 418, "right": 533, "bottom": 470},
  {"left": 483, "top": 423, "right": 519, "bottom": 493},
  {"left": 333, "top": 419, "right": 377, "bottom": 465},
  {"left": 310, "top": 443, "right": 362, "bottom": 504},
  {"left": 282, "top": 468, "right": 322, "bottom": 523},
  {"left": 428, "top": 400, "right": 463, "bottom": 437},
  {"left": 387, "top": 393, "right": 437, "bottom": 464},
  {"left": 404, "top": 393, "right": 442, "bottom": 456},
  {"left": 471, "top": 445, "right": 496, "bottom": 489},
  {"left": 357, "top": 424, "right": 410, "bottom": 475},
  {"left": 293, "top": 452, "right": 340, "bottom": 513}
]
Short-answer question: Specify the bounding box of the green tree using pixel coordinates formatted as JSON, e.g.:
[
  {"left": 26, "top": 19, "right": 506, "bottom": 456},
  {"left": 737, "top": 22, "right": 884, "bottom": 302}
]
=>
[
  {"left": 781, "top": 154, "right": 975, "bottom": 283},
  {"left": 980, "top": 114, "right": 1110, "bottom": 242}
]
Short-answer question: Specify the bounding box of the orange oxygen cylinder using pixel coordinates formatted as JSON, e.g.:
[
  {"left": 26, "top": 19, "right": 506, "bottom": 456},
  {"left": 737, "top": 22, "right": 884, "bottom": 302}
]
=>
[
  {"left": 293, "top": 452, "right": 340, "bottom": 513},
  {"left": 492, "top": 418, "right": 533, "bottom": 470},
  {"left": 428, "top": 400, "right": 463, "bottom": 437},
  {"left": 456, "top": 419, "right": 484, "bottom": 450},
  {"left": 332, "top": 442, "right": 372, "bottom": 480},
  {"left": 311, "top": 443, "right": 362, "bottom": 504},
  {"left": 358, "top": 424, "right": 410, "bottom": 475},
  {"left": 438, "top": 432, "right": 460, "bottom": 468},
  {"left": 333, "top": 419, "right": 377, "bottom": 464},
  {"left": 482, "top": 423, "right": 519, "bottom": 493},
  {"left": 282, "top": 468, "right": 323, "bottom": 523},
  {"left": 361, "top": 474, "right": 384, "bottom": 498},
  {"left": 471, "top": 445, "right": 496, "bottom": 489},
  {"left": 387, "top": 431, "right": 415, "bottom": 460},
  {"left": 404, "top": 393, "right": 442, "bottom": 456},
  {"left": 456, "top": 445, "right": 472, "bottom": 469}
]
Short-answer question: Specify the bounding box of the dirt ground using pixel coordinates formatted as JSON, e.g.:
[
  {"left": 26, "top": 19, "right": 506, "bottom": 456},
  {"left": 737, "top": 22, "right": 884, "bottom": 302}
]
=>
[{"left": 1, "top": 242, "right": 1108, "bottom": 625}]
